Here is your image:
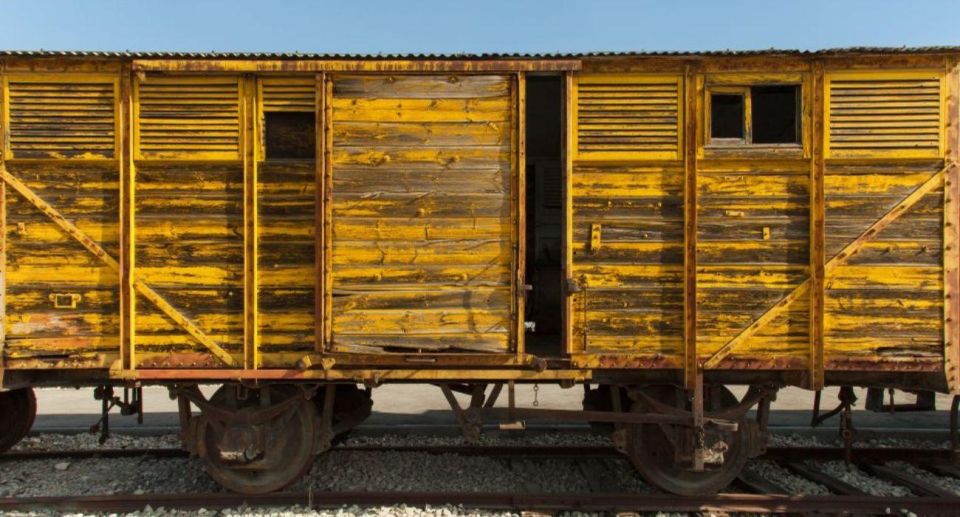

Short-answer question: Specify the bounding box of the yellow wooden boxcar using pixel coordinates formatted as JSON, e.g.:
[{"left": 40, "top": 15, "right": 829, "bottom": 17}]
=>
[{"left": 0, "top": 47, "right": 958, "bottom": 494}]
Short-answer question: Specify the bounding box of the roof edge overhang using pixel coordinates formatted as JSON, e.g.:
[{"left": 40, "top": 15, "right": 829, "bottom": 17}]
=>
[
  {"left": 1, "top": 47, "right": 959, "bottom": 60},
  {"left": 130, "top": 58, "right": 582, "bottom": 73}
]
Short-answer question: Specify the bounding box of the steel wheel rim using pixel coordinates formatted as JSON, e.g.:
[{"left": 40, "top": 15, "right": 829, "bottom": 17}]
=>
[
  {"left": 198, "top": 387, "right": 317, "bottom": 494},
  {"left": 627, "top": 385, "right": 749, "bottom": 495}
]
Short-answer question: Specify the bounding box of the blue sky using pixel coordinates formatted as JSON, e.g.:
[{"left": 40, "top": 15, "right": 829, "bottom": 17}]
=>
[{"left": 1, "top": 0, "right": 957, "bottom": 54}]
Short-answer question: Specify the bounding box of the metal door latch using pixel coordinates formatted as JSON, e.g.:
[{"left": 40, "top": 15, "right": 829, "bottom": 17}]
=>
[{"left": 50, "top": 293, "right": 82, "bottom": 309}]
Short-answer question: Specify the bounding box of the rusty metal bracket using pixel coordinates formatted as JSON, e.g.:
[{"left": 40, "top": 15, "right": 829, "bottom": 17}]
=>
[
  {"left": 438, "top": 383, "right": 483, "bottom": 442},
  {"left": 173, "top": 384, "right": 314, "bottom": 426},
  {"left": 89, "top": 385, "right": 143, "bottom": 444},
  {"left": 0, "top": 164, "right": 236, "bottom": 367},
  {"left": 704, "top": 161, "right": 954, "bottom": 369},
  {"left": 632, "top": 385, "right": 772, "bottom": 423},
  {"left": 811, "top": 386, "right": 857, "bottom": 463}
]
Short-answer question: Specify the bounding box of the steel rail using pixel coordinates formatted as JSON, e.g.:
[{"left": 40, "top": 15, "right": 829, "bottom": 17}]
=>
[
  {"left": 2, "top": 445, "right": 957, "bottom": 464},
  {"left": 1, "top": 491, "right": 959, "bottom": 514}
]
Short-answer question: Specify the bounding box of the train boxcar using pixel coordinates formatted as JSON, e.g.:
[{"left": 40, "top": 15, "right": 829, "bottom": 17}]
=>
[{"left": 0, "top": 47, "right": 958, "bottom": 495}]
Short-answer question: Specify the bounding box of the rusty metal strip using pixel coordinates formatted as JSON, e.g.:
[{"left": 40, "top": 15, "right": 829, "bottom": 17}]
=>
[
  {"left": 314, "top": 72, "right": 326, "bottom": 353},
  {"left": 808, "top": 62, "right": 826, "bottom": 390},
  {"left": 118, "top": 65, "right": 135, "bottom": 370},
  {"left": 322, "top": 75, "right": 334, "bottom": 348},
  {"left": 242, "top": 75, "right": 259, "bottom": 370},
  {"left": 132, "top": 59, "right": 582, "bottom": 74},
  {"left": 0, "top": 64, "right": 6, "bottom": 371},
  {"left": 945, "top": 61, "right": 960, "bottom": 393},
  {"left": 0, "top": 165, "right": 236, "bottom": 367},
  {"left": 703, "top": 162, "right": 953, "bottom": 370},
  {"left": 682, "top": 66, "right": 699, "bottom": 389}
]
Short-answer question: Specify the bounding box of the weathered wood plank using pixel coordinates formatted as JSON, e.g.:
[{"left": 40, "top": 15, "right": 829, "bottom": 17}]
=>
[
  {"left": 333, "top": 239, "right": 511, "bottom": 266},
  {"left": 334, "top": 168, "right": 508, "bottom": 194},
  {"left": 335, "top": 75, "right": 511, "bottom": 99},
  {"left": 333, "top": 121, "right": 510, "bottom": 147}
]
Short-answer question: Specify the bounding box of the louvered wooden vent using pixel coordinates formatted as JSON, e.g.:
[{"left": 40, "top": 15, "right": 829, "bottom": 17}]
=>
[
  {"left": 574, "top": 74, "right": 682, "bottom": 161},
  {"left": 261, "top": 77, "right": 315, "bottom": 112},
  {"left": 136, "top": 76, "right": 241, "bottom": 160},
  {"left": 4, "top": 75, "right": 117, "bottom": 159},
  {"left": 826, "top": 71, "right": 943, "bottom": 159}
]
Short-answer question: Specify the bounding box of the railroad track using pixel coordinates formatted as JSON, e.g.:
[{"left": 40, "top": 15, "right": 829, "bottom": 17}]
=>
[
  {"left": 1, "top": 490, "right": 959, "bottom": 514},
  {"left": 2, "top": 443, "right": 957, "bottom": 463},
  {"left": 4, "top": 444, "right": 960, "bottom": 514}
]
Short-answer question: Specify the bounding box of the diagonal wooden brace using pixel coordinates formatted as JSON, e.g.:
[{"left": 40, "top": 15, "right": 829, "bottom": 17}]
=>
[
  {"left": 703, "top": 161, "right": 954, "bottom": 370},
  {"left": 0, "top": 165, "right": 236, "bottom": 367}
]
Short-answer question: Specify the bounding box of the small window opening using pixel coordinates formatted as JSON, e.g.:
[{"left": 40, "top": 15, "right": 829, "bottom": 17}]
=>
[
  {"left": 264, "top": 112, "right": 315, "bottom": 159},
  {"left": 752, "top": 86, "right": 799, "bottom": 144},
  {"left": 710, "top": 94, "right": 745, "bottom": 140}
]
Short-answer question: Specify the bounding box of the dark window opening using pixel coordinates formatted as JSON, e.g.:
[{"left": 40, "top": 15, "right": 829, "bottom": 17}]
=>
[
  {"left": 265, "top": 112, "right": 315, "bottom": 159},
  {"left": 752, "top": 85, "right": 799, "bottom": 144},
  {"left": 710, "top": 94, "right": 745, "bottom": 139}
]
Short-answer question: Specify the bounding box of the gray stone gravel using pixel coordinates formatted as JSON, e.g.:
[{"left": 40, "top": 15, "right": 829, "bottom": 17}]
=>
[
  {"left": 0, "top": 505, "right": 523, "bottom": 517},
  {"left": 0, "top": 433, "right": 646, "bottom": 497},
  {"left": 815, "top": 461, "right": 913, "bottom": 497},
  {"left": 296, "top": 450, "right": 642, "bottom": 494},
  {"left": 10, "top": 431, "right": 609, "bottom": 453},
  {"left": 743, "top": 460, "right": 830, "bottom": 495},
  {"left": 886, "top": 461, "right": 960, "bottom": 495},
  {"left": 0, "top": 456, "right": 218, "bottom": 497},
  {"left": 0, "top": 504, "right": 622, "bottom": 517},
  {"left": 768, "top": 433, "right": 949, "bottom": 450},
  {"left": 5, "top": 431, "right": 953, "bottom": 516},
  {"left": 12, "top": 433, "right": 181, "bottom": 452}
]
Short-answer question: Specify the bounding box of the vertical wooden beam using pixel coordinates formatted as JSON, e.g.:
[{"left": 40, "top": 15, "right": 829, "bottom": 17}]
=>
[
  {"left": 682, "top": 65, "right": 699, "bottom": 389},
  {"left": 323, "top": 75, "right": 334, "bottom": 348},
  {"left": 562, "top": 72, "right": 575, "bottom": 354},
  {"left": 119, "top": 64, "right": 135, "bottom": 370},
  {"left": 314, "top": 72, "right": 326, "bottom": 353},
  {"left": 944, "top": 60, "right": 960, "bottom": 393},
  {"left": 809, "top": 62, "right": 826, "bottom": 390},
  {"left": 242, "top": 75, "right": 259, "bottom": 370},
  {"left": 515, "top": 72, "right": 527, "bottom": 356},
  {"left": 0, "top": 62, "right": 6, "bottom": 370}
]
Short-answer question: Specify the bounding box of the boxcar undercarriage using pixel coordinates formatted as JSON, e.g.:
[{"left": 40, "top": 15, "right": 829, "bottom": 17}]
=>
[{"left": 0, "top": 47, "right": 959, "bottom": 494}]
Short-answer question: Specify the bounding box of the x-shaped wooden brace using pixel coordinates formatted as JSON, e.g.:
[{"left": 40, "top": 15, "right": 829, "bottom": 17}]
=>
[
  {"left": 703, "top": 161, "right": 954, "bottom": 370},
  {"left": 1, "top": 165, "right": 236, "bottom": 367}
]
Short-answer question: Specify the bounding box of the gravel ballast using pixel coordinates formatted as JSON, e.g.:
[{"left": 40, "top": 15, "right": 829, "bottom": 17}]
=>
[{"left": 2, "top": 431, "right": 955, "bottom": 516}]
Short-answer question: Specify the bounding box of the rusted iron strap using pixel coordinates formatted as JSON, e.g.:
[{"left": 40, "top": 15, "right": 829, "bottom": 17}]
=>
[
  {"left": 479, "top": 407, "right": 739, "bottom": 430},
  {"left": 703, "top": 162, "right": 954, "bottom": 370},
  {"left": 0, "top": 166, "right": 236, "bottom": 367},
  {"left": 132, "top": 59, "right": 582, "bottom": 73}
]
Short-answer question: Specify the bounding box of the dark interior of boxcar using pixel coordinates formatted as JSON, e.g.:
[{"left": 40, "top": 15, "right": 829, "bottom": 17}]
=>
[{"left": 524, "top": 75, "right": 564, "bottom": 357}]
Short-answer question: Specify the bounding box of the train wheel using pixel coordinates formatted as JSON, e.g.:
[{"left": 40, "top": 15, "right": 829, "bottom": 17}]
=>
[
  {"left": 196, "top": 385, "right": 318, "bottom": 494},
  {"left": 0, "top": 388, "right": 37, "bottom": 453},
  {"left": 626, "top": 385, "right": 752, "bottom": 495}
]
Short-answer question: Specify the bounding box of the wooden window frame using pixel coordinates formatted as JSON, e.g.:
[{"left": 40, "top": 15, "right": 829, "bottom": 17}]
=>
[
  {"left": 257, "top": 76, "right": 317, "bottom": 160},
  {"left": 704, "top": 83, "right": 802, "bottom": 150},
  {"left": 706, "top": 86, "right": 750, "bottom": 146}
]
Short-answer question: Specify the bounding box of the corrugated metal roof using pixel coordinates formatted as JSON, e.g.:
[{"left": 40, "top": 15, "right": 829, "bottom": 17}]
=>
[{"left": 0, "top": 47, "right": 958, "bottom": 59}]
